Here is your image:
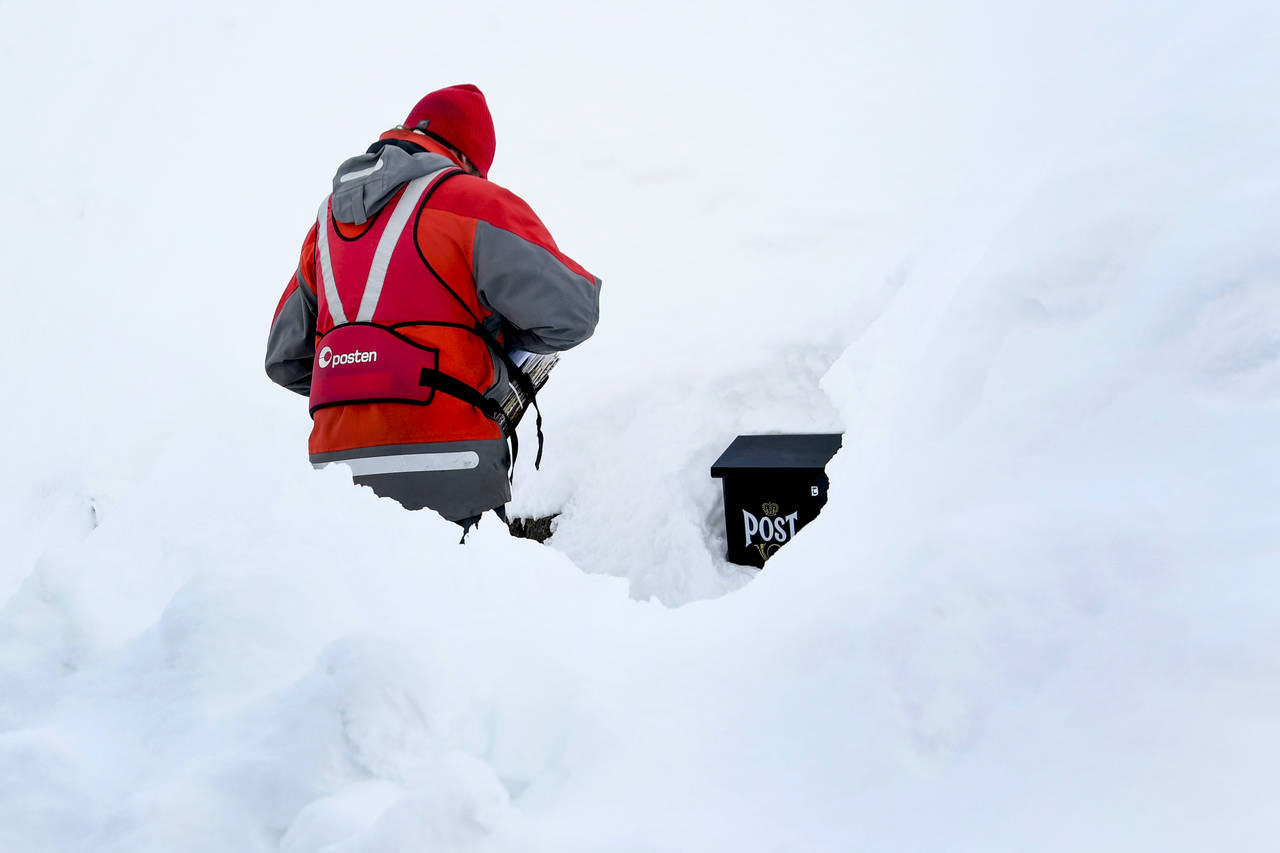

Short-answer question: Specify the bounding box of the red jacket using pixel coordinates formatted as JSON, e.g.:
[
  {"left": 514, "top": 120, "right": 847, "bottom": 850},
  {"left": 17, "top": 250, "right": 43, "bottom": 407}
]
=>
[{"left": 266, "top": 130, "right": 600, "bottom": 519}]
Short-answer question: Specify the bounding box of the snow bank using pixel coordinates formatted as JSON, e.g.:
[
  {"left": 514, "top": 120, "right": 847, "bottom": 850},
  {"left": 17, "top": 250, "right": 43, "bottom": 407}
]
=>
[{"left": 2, "top": 0, "right": 1278, "bottom": 850}]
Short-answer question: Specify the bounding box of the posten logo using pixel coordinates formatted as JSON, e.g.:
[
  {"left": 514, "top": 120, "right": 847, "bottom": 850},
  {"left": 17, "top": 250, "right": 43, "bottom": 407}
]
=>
[{"left": 318, "top": 346, "right": 378, "bottom": 369}]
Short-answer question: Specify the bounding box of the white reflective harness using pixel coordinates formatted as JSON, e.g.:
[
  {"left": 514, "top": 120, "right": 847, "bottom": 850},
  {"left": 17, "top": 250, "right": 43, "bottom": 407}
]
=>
[
  {"left": 314, "top": 167, "right": 452, "bottom": 326},
  {"left": 312, "top": 166, "right": 486, "bottom": 475}
]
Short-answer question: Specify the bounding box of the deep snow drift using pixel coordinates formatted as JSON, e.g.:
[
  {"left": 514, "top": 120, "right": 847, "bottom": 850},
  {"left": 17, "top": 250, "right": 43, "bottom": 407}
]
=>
[{"left": 2, "top": 1, "right": 1279, "bottom": 850}]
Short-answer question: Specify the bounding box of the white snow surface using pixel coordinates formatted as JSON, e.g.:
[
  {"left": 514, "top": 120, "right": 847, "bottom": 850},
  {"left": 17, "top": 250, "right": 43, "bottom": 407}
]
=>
[{"left": 3, "top": 1, "right": 1279, "bottom": 850}]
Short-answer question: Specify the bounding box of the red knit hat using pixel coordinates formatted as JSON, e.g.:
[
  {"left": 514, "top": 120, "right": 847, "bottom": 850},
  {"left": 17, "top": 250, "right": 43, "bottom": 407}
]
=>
[{"left": 404, "top": 84, "right": 496, "bottom": 178}]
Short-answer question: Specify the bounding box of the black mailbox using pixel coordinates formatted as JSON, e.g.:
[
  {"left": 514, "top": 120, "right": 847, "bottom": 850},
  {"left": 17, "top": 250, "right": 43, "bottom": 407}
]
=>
[{"left": 710, "top": 433, "right": 843, "bottom": 567}]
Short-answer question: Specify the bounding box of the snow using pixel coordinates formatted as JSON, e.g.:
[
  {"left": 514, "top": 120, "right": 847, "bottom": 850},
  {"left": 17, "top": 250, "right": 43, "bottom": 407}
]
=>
[{"left": 3, "top": 0, "right": 1279, "bottom": 850}]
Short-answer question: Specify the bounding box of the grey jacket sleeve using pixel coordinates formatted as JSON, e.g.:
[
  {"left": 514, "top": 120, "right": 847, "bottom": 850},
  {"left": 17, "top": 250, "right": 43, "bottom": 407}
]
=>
[
  {"left": 265, "top": 269, "right": 317, "bottom": 396},
  {"left": 472, "top": 220, "right": 601, "bottom": 355}
]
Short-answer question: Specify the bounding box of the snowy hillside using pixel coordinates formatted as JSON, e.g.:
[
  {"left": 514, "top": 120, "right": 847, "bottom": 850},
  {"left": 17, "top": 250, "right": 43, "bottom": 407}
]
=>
[{"left": 2, "top": 1, "right": 1278, "bottom": 850}]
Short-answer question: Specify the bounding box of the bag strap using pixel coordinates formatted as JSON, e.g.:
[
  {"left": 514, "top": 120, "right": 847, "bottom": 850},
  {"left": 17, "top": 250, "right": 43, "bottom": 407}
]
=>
[
  {"left": 415, "top": 366, "right": 524, "bottom": 482},
  {"left": 416, "top": 367, "right": 501, "bottom": 419}
]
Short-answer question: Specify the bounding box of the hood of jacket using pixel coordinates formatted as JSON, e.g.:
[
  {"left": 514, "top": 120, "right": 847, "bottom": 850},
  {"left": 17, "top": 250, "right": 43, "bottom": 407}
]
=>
[{"left": 330, "top": 144, "right": 455, "bottom": 225}]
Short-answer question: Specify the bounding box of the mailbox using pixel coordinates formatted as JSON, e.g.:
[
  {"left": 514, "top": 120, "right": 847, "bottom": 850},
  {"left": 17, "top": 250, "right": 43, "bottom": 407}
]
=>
[{"left": 710, "top": 433, "right": 842, "bottom": 568}]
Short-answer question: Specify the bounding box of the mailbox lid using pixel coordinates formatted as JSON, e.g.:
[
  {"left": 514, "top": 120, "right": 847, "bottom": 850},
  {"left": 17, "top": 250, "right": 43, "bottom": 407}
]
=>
[{"left": 710, "top": 433, "right": 843, "bottom": 478}]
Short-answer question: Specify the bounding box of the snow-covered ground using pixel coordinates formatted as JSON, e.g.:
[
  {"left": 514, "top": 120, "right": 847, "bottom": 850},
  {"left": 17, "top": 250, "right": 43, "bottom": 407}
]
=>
[{"left": 2, "top": 1, "right": 1278, "bottom": 850}]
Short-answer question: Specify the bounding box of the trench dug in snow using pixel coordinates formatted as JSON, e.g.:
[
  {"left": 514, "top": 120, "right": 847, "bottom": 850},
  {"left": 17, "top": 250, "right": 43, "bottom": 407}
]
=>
[{"left": 505, "top": 340, "right": 846, "bottom": 606}]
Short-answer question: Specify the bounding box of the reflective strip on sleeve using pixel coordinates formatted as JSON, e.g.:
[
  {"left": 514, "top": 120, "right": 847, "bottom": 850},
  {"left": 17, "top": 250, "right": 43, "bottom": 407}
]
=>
[
  {"left": 315, "top": 199, "right": 347, "bottom": 325},
  {"left": 355, "top": 168, "right": 448, "bottom": 323},
  {"left": 315, "top": 451, "right": 480, "bottom": 476}
]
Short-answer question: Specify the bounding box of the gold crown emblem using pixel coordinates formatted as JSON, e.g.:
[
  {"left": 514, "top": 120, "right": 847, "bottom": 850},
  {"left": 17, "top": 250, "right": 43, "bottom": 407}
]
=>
[{"left": 762, "top": 502, "right": 779, "bottom": 517}]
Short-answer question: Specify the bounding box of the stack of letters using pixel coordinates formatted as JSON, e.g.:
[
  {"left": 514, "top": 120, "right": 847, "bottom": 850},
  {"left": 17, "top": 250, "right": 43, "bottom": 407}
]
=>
[{"left": 496, "top": 350, "right": 558, "bottom": 433}]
